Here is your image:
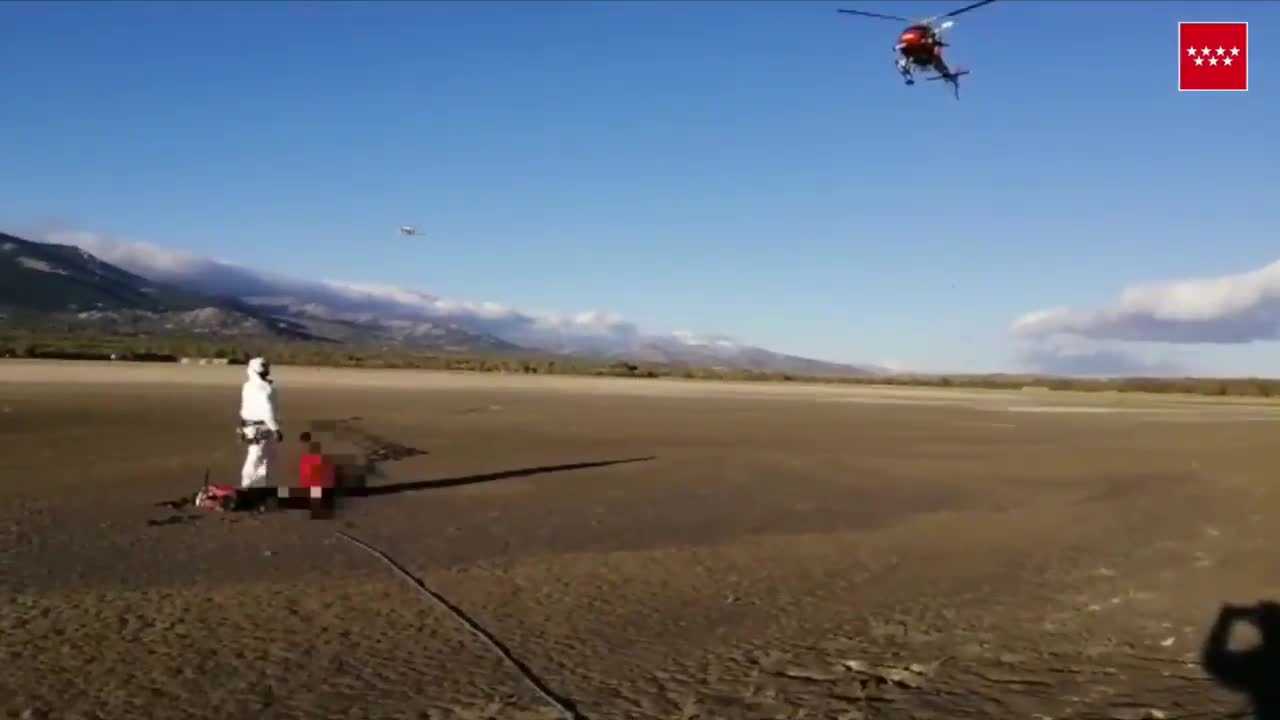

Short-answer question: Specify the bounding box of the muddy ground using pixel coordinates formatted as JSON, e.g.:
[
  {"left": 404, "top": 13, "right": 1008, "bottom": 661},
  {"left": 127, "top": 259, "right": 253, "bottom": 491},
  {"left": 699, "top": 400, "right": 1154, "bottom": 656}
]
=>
[{"left": 3, "top": 360, "right": 1279, "bottom": 720}]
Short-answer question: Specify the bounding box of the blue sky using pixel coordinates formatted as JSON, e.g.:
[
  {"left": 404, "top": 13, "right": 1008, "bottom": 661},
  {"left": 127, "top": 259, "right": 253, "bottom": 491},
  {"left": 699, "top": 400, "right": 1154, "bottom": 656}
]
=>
[{"left": 2, "top": 0, "right": 1278, "bottom": 375}]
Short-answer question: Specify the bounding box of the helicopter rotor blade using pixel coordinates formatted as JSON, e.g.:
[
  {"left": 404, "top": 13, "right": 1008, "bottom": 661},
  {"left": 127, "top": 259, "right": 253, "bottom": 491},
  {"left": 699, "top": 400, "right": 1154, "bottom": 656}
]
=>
[
  {"left": 836, "top": 8, "right": 911, "bottom": 22},
  {"left": 920, "top": 0, "right": 997, "bottom": 27},
  {"left": 942, "top": 0, "right": 996, "bottom": 19}
]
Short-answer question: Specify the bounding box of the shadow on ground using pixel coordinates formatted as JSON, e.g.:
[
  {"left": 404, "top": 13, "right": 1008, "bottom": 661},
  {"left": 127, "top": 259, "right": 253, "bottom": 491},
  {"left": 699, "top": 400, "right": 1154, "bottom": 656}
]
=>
[
  {"left": 1202, "top": 601, "right": 1280, "bottom": 719},
  {"left": 306, "top": 417, "right": 430, "bottom": 479},
  {"left": 360, "top": 456, "right": 656, "bottom": 497},
  {"left": 150, "top": 408, "right": 653, "bottom": 523}
]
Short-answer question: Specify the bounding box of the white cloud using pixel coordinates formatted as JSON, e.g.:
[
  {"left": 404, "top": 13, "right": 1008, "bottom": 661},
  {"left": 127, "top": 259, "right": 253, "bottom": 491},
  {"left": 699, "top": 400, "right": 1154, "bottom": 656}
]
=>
[
  {"left": 1010, "top": 259, "right": 1280, "bottom": 344},
  {"left": 36, "top": 229, "right": 721, "bottom": 355},
  {"left": 1007, "top": 257, "right": 1280, "bottom": 376},
  {"left": 876, "top": 359, "right": 908, "bottom": 373},
  {"left": 1013, "top": 335, "right": 1188, "bottom": 378},
  {"left": 671, "top": 329, "right": 739, "bottom": 349}
]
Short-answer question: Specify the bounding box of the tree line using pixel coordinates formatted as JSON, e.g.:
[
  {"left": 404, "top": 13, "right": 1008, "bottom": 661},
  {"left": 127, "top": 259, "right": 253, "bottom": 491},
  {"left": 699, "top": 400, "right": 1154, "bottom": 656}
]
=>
[{"left": 2, "top": 331, "right": 1278, "bottom": 398}]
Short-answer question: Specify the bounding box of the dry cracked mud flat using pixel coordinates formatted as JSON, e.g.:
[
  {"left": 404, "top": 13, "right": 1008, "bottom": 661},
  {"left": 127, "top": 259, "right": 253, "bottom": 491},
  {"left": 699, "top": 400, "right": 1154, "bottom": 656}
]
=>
[{"left": 3, "top": 360, "right": 1280, "bottom": 720}]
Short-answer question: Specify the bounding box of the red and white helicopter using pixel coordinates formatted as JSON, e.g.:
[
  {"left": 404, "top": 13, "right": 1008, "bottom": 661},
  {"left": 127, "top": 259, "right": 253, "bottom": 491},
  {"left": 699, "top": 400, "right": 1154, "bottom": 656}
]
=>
[{"left": 836, "top": 0, "right": 996, "bottom": 99}]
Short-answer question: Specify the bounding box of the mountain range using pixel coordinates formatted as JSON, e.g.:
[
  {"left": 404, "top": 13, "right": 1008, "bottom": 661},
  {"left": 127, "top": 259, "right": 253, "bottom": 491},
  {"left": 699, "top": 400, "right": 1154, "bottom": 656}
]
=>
[{"left": 1, "top": 231, "right": 884, "bottom": 376}]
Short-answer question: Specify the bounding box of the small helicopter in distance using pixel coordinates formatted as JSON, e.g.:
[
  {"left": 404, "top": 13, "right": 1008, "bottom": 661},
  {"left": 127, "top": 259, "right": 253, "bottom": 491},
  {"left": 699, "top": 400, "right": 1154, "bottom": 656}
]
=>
[
  {"left": 837, "top": 0, "right": 996, "bottom": 99},
  {"left": 399, "top": 225, "right": 420, "bottom": 237}
]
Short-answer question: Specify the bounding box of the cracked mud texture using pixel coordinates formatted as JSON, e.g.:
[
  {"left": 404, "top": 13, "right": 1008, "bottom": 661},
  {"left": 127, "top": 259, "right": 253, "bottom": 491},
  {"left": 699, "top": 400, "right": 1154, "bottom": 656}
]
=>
[{"left": 3, "top": 361, "right": 1279, "bottom": 719}]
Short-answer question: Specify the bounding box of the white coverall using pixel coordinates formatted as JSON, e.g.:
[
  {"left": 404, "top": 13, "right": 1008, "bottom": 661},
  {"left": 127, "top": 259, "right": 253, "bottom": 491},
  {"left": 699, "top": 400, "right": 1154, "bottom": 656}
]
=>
[{"left": 239, "top": 357, "right": 281, "bottom": 488}]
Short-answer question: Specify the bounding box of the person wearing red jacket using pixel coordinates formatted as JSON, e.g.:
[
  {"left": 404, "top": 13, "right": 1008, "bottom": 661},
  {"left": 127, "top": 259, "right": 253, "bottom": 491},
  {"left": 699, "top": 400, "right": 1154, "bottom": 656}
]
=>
[{"left": 298, "top": 432, "right": 335, "bottom": 518}]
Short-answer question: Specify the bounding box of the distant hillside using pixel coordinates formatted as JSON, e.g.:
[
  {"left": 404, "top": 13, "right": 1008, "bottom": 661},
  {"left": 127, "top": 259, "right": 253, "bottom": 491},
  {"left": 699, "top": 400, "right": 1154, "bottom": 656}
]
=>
[
  {"left": 543, "top": 335, "right": 884, "bottom": 377},
  {"left": 0, "top": 232, "right": 319, "bottom": 339},
  {"left": 2, "top": 232, "right": 226, "bottom": 314},
  {"left": 0, "top": 232, "right": 522, "bottom": 353},
  {"left": 242, "top": 299, "right": 526, "bottom": 355},
  {"left": 4, "top": 231, "right": 881, "bottom": 374}
]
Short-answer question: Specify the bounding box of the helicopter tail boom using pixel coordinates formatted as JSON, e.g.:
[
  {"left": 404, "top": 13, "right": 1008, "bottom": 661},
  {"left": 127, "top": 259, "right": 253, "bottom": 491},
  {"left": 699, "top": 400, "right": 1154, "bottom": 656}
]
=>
[{"left": 925, "top": 69, "right": 969, "bottom": 99}]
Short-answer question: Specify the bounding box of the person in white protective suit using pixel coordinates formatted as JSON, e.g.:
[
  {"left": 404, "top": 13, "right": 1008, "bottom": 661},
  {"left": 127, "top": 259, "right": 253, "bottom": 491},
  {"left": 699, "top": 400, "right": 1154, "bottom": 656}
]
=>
[{"left": 238, "top": 356, "right": 283, "bottom": 488}]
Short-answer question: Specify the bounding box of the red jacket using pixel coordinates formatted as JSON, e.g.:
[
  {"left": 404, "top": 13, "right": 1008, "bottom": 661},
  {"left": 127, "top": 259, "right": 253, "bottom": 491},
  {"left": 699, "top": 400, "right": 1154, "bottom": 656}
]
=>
[{"left": 299, "top": 453, "right": 335, "bottom": 488}]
